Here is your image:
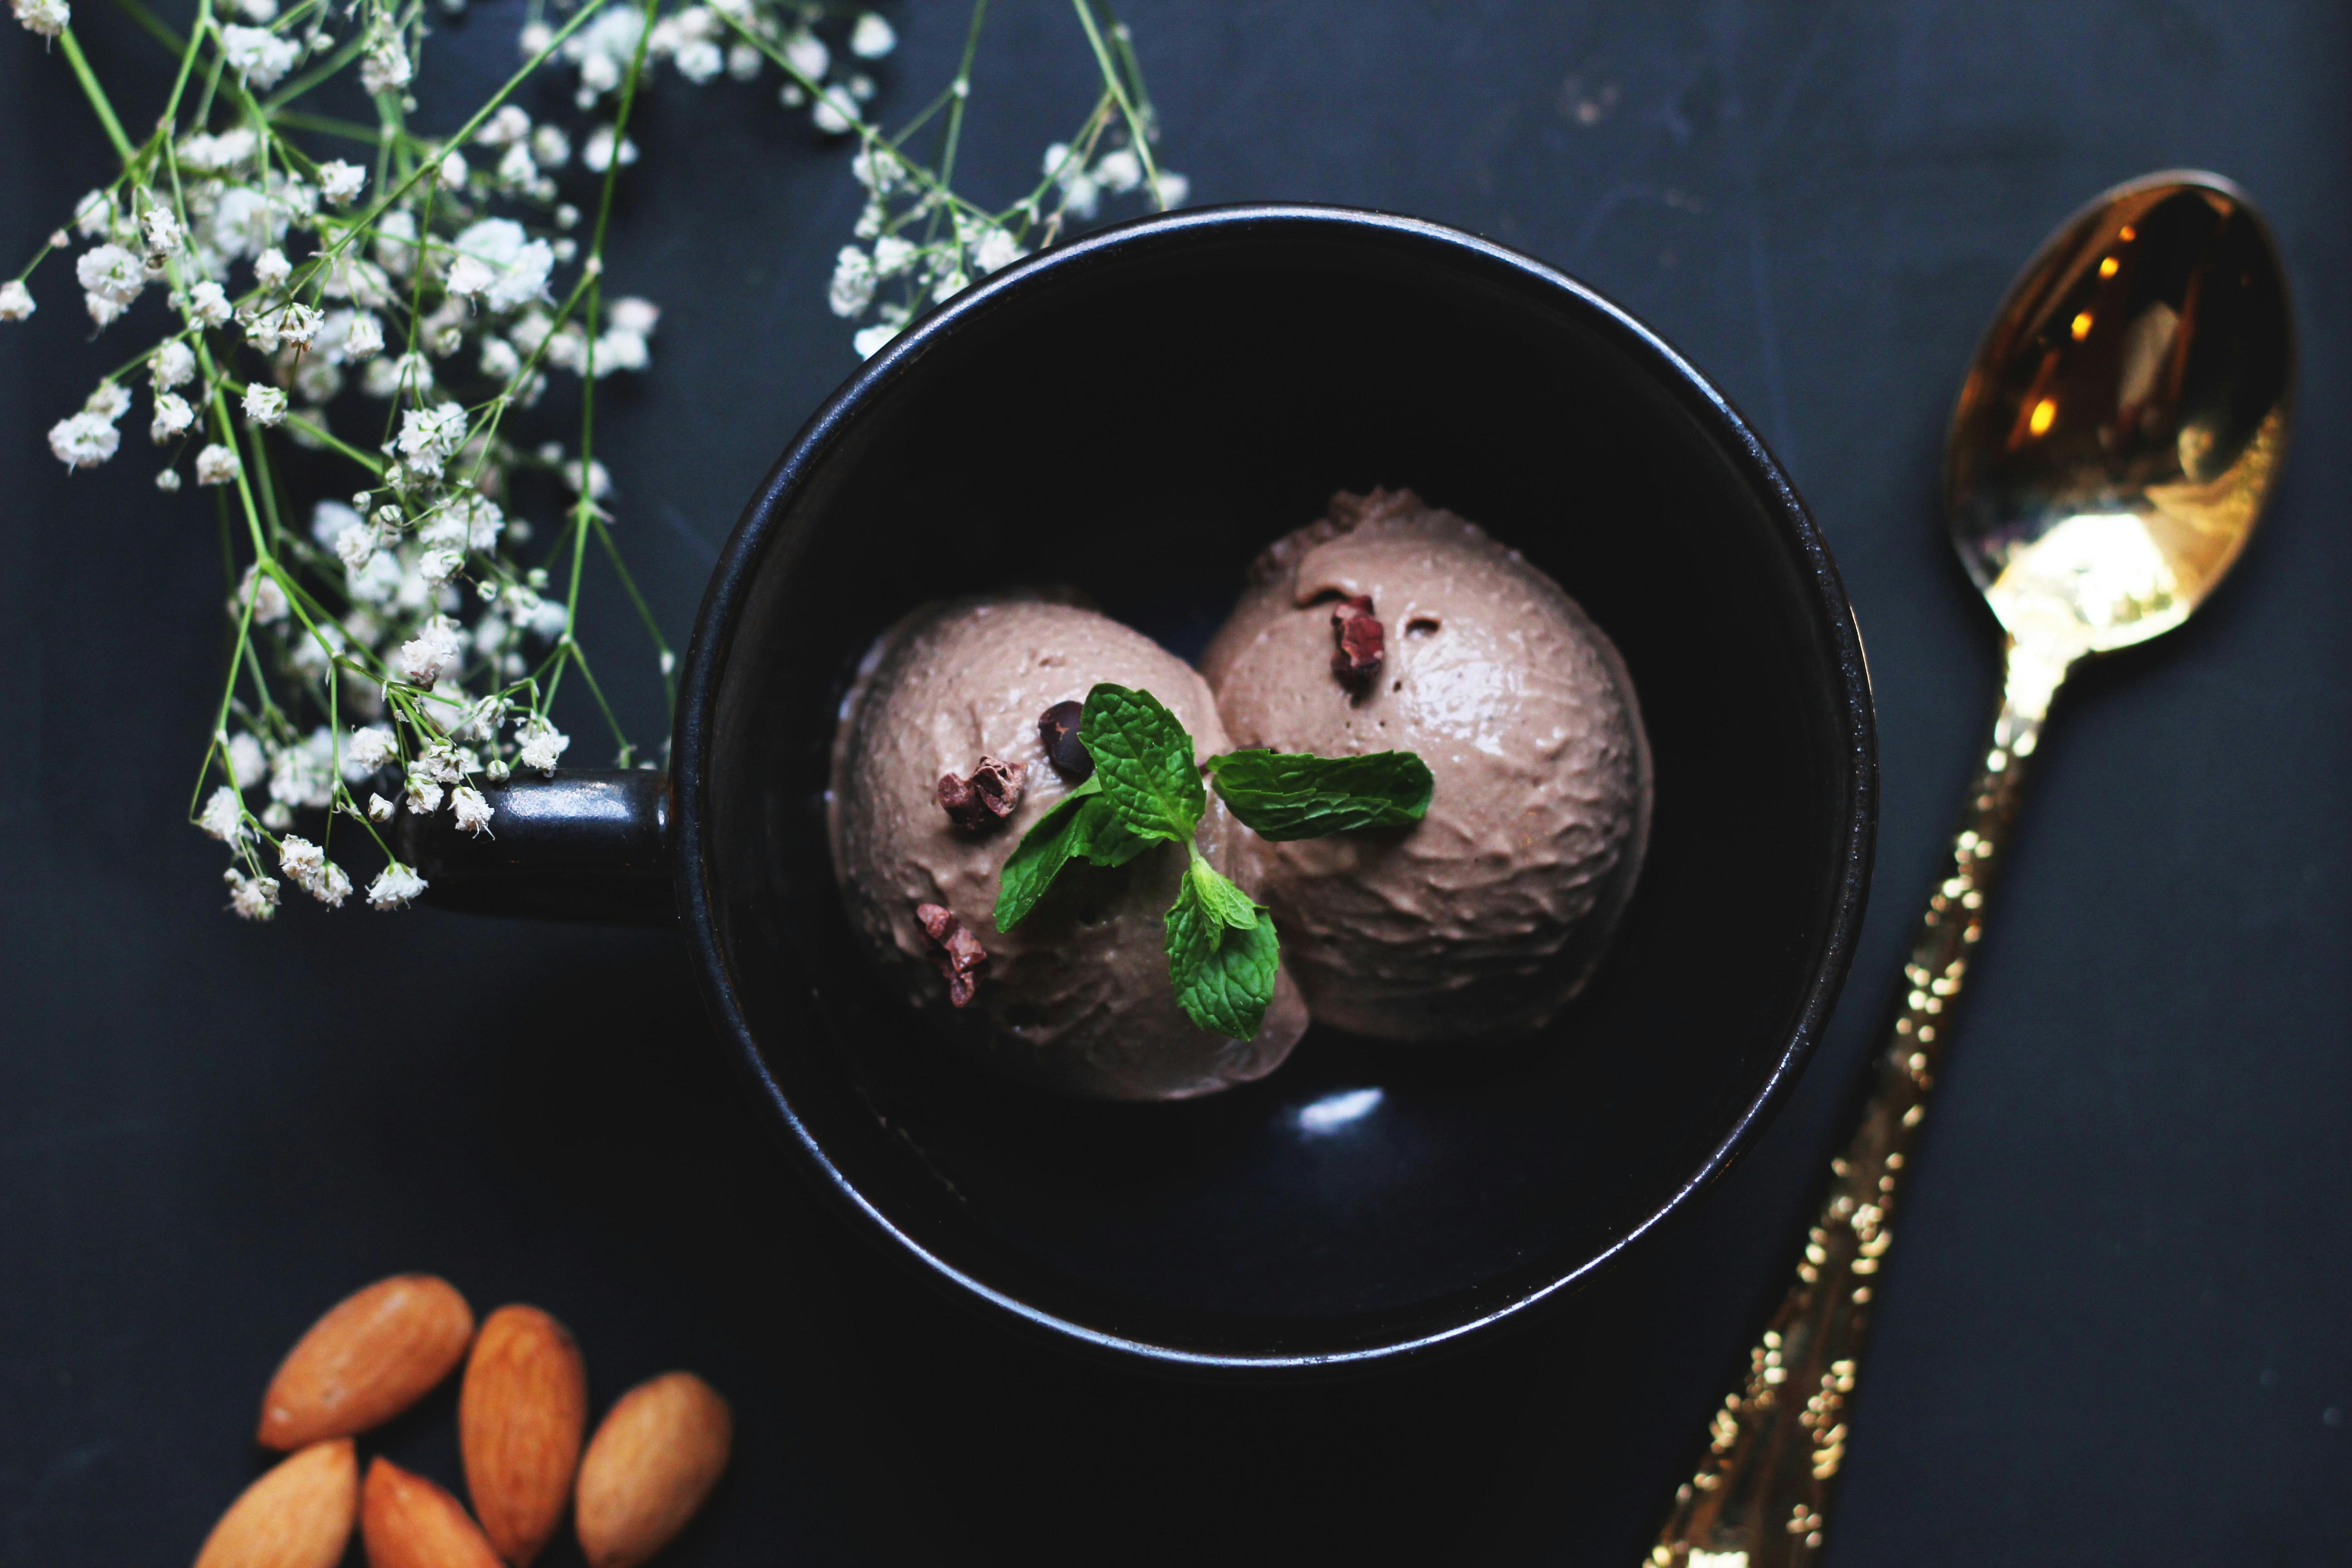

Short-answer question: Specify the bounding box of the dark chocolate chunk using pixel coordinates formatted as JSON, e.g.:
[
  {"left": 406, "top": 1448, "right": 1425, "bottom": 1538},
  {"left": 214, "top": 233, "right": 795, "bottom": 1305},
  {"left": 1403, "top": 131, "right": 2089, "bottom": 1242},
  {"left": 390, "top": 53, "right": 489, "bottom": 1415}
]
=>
[
  {"left": 1038, "top": 699, "right": 1093, "bottom": 780},
  {"left": 936, "top": 754, "right": 1026, "bottom": 831},
  {"left": 915, "top": 901, "right": 988, "bottom": 1007},
  {"left": 1330, "top": 593, "right": 1385, "bottom": 688}
]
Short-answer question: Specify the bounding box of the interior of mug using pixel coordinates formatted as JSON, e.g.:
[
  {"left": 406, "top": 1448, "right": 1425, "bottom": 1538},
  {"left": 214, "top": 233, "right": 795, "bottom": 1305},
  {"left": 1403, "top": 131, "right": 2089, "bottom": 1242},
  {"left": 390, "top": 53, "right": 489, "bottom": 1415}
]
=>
[{"left": 691, "top": 212, "right": 1869, "bottom": 1364}]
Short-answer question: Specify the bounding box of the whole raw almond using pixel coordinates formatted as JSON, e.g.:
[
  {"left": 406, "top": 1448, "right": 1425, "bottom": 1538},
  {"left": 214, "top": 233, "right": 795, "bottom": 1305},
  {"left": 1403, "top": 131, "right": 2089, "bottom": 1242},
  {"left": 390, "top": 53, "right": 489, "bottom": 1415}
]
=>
[
  {"left": 258, "top": 1274, "right": 475, "bottom": 1449},
  {"left": 360, "top": 1456, "right": 503, "bottom": 1568},
  {"left": 460, "top": 1304, "right": 589, "bottom": 1566},
  {"left": 192, "top": 1437, "right": 357, "bottom": 1568},
  {"left": 573, "top": 1372, "right": 732, "bottom": 1568}
]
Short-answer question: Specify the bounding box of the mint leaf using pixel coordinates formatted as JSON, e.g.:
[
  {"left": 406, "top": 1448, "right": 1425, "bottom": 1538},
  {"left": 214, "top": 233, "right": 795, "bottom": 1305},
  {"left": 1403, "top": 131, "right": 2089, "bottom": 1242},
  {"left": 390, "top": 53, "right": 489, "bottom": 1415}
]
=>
[
  {"left": 992, "top": 777, "right": 1149, "bottom": 931},
  {"left": 1185, "top": 847, "right": 1259, "bottom": 930},
  {"left": 1204, "top": 749, "right": 1434, "bottom": 841},
  {"left": 1080, "top": 682, "right": 1206, "bottom": 844},
  {"left": 1165, "top": 866, "right": 1279, "bottom": 1038}
]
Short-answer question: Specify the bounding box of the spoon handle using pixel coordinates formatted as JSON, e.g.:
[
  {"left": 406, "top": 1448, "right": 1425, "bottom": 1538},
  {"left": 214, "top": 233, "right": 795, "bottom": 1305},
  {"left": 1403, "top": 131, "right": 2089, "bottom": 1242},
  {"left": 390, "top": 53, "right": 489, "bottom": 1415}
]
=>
[{"left": 1646, "top": 639, "right": 2069, "bottom": 1567}]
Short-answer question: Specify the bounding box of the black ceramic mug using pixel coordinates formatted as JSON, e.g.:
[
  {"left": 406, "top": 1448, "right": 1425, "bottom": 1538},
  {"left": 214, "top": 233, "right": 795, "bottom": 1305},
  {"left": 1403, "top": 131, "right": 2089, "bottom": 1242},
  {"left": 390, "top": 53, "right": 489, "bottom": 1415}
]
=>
[{"left": 402, "top": 205, "right": 1877, "bottom": 1372}]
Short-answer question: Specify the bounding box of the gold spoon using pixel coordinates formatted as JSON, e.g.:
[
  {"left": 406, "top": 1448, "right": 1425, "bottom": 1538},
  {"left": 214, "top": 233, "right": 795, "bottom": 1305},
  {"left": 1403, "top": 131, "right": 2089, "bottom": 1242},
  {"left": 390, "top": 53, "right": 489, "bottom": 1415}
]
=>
[{"left": 1647, "top": 170, "right": 2293, "bottom": 1567}]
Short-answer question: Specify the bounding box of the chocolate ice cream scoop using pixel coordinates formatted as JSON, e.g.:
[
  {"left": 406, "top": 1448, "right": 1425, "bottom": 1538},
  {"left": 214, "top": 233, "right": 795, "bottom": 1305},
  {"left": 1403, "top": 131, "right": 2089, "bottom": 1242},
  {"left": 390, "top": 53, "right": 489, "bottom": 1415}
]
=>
[
  {"left": 828, "top": 593, "right": 1309, "bottom": 1099},
  {"left": 1201, "top": 489, "right": 1653, "bottom": 1041}
]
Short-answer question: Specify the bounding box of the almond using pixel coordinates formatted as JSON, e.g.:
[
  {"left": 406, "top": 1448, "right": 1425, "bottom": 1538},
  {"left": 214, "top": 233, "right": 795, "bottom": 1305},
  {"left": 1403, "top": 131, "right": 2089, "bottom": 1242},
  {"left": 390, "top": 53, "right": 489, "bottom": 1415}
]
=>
[
  {"left": 460, "top": 1304, "right": 589, "bottom": 1566},
  {"left": 360, "top": 1456, "right": 503, "bottom": 1568},
  {"left": 259, "top": 1274, "right": 475, "bottom": 1450},
  {"left": 573, "top": 1372, "right": 733, "bottom": 1568},
  {"left": 192, "top": 1438, "right": 357, "bottom": 1568}
]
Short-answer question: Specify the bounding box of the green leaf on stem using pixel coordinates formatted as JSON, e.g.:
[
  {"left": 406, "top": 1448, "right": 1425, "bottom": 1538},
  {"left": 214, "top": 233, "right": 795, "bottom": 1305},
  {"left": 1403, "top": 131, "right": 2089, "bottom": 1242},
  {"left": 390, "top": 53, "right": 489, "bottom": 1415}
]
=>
[
  {"left": 1078, "top": 681, "right": 1205, "bottom": 844},
  {"left": 1204, "top": 749, "right": 1434, "bottom": 840}
]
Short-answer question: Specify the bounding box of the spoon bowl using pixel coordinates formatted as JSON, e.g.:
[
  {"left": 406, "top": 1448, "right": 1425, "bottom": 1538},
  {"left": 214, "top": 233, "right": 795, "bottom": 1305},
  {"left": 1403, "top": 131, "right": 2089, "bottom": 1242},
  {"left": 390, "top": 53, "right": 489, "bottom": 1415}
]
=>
[{"left": 1947, "top": 171, "right": 2292, "bottom": 660}]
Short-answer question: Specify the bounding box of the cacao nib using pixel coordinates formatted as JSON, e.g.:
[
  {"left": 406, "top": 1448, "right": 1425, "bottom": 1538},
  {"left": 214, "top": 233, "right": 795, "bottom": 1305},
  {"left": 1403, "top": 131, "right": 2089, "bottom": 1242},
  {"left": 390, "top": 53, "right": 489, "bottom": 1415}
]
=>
[
  {"left": 915, "top": 901, "right": 988, "bottom": 1007},
  {"left": 1330, "top": 594, "right": 1385, "bottom": 688},
  {"left": 936, "top": 754, "right": 1026, "bottom": 831}
]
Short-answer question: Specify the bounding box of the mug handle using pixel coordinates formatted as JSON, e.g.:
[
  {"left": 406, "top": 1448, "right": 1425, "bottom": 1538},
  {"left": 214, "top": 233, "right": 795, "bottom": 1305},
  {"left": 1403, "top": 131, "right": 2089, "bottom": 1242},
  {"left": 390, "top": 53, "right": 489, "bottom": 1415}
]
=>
[{"left": 393, "top": 769, "right": 673, "bottom": 923}]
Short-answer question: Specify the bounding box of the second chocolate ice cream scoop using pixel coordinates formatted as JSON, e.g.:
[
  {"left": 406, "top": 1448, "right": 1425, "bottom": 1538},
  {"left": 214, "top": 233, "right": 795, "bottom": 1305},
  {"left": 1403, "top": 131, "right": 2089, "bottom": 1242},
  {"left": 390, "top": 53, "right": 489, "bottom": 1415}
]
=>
[{"left": 1201, "top": 489, "right": 1652, "bottom": 1042}]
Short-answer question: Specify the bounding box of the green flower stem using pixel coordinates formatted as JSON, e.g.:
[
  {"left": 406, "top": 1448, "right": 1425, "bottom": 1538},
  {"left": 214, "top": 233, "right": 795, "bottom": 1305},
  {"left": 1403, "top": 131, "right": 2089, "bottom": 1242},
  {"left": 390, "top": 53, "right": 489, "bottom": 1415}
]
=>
[
  {"left": 281, "top": 415, "right": 387, "bottom": 475},
  {"left": 589, "top": 517, "right": 673, "bottom": 703},
  {"left": 59, "top": 28, "right": 137, "bottom": 162},
  {"left": 1070, "top": 0, "right": 1164, "bottom": 204},
  {"left": 548, "top": 0, "right": 657, "bottom": 746}
]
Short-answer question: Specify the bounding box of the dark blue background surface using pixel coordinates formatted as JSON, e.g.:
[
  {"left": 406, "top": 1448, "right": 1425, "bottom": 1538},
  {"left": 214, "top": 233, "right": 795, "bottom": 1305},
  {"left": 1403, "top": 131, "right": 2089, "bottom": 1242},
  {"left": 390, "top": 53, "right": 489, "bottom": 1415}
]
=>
[{"left": 4, "top": 2, "right": 2346, "bottom": 1561}]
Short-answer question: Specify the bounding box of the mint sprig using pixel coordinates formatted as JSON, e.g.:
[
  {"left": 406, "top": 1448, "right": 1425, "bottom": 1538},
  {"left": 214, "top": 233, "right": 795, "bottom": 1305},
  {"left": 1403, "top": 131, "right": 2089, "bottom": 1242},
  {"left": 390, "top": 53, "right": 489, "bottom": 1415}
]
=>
[
  {"left": 991, "top": 776, "right": 1148, "bottom": 931},
  {"left": 1167, "top": 849, "right": 1282, "bottom": 1039},
  {"left": 1077, "top": 682, "right": 1205, "bottom": 843},
  {"left": 1204, "top": 749, "right": 1434, "bottom": 840},
  {"left": 992, "top": 682, "right": 1432, "bottom": 1039}
]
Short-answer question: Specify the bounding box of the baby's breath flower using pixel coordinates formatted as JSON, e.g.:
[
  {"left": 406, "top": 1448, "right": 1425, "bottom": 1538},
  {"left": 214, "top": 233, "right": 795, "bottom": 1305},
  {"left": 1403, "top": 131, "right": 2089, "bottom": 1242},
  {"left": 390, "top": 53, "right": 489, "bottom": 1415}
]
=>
[
  {"left": 395, "top": 617, "right": 463, "bottom": 687},
  {"left": 183, "top": 280, "right": 231, "bottom": 328},
  {"left": 848, "top": 11, "right": 894, "bottom": 59},
  {"left": 784, "top": 30, "right": 827, "bottom": 79},
  {"left": 437, "top": 149, "right": 469, "bottom": 190},
  {"left": 476, "top": 104, "right": 532, "bottom": 146},
  {"left": 151, "top": 338, "right": 196, "bottom": 388},
  {"left": 828, "top": 245, "right": 875, "bottom": 317},
  {"left": 404, "top": 773, "right": 444, "bottom": 813},
  {"left": 335, "top": 522, "right": 376, "bottom": 571},
  {"left": 198, "top": 784, "right": 248, "bottom": 843},
  {"left": 85, "top": 381, "right": 131, "bottom": 421},
  {"left": 450, "top": 784, "right": 494, "bottom": 835},
  {"left": 71, "top": 189, "right": 111, "bottom": 238},
  {"left": 852, "top": 321, "right": 897, "bottom": 359},
  {"left": 156, "top": 467, "right": 182, "bottom": 491},
  {"left": 367, "top": 792, "right": 397, "bottom": 824},
  {"left": 0, "top": 279, "right": 33, "bottom": 320},
  {"left": 225, "top": 866, "right": 281, "bottom": 920},
  {"left": 13, "top": 0, "right": 69, "bottom": 37},
  {"left": 1095, "top": 148, "right": 1142, "bottom": 195},
  {"left": 152, "top": 391, "right": 195, "bottom": 442},
  {"left": 446, "top": 219, "right": 554, "bottom": 311},
  {"left": 609, "top": 296, "right": 659, "bottom": 335},
  {"left": 237, "top": 564, "right": 290, "bottom": 624},
  {"left": 253, "top": 247, "right": 292, "bottom": 289},
  {"left": 346, "top": 725, "right": 398, "bottom": 771},
  {"left": 420, "top": 546, "right": 465, "bottom": 585},
  {"left": 299, "top": 853, "right": 353, "bottom": 908},
  {"left": 242, "top": 383, "right": 288, "bottom": 426},
  {"left": 196, "top": 442, "right": 240, "bottom": 485},
  {"left": 366, "top": 862, "right": 426, "bottom": 910},
  {"left": 516, "top": 716, "right": 569, "bottom": 773},
  {"left": 810, "top": 86, "right": 858, "bottom": 136},
  {"left": 359, "top": 30, "right": 412, "bottom": 95},
  {"left": 77, "top": 242, "right": 144, "bottom": 323},
  {"left": 318, "top": 160, "right": 367, "bottom": 204},
  {"left": 340, "top": 312, "right": 385, "bottom": 360},
  {"left": 220, "top": 24, "right": 301, "bottom": 89},
  {"left": 48, "top": 411, "right": 120, "bottom": 469},
  {"left": 139, "top": 205, "right": 184, "bottom": 258},
  {"left": 278, "top": 834, "right": 324, "bottom": 884},
  {"left": 594, "top": 328, "right": 649, "bottom": 374},
  {"left": 583, "top": 125, "right": 637, "bottom": 172},
  {"left": 225, "top": 732, "right": 267, "bottom": 788},
  {"left": 560, "top": 456, "right": 610, "bottom": 500}
]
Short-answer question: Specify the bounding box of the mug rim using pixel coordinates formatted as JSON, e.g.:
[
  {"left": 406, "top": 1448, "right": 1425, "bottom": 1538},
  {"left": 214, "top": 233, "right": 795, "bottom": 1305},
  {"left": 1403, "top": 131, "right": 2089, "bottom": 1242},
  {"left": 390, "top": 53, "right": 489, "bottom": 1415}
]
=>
[{"left": 671, "top": 202, "right": 1877, "bottom": 1372}]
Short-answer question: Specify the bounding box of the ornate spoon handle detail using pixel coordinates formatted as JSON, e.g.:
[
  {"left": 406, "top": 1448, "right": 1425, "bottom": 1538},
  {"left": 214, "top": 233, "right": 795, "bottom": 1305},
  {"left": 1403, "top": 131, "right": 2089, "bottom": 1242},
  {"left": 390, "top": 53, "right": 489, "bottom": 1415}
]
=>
[{"left": 1646, "top": 639, "right": 2069, "bottom": 1567}]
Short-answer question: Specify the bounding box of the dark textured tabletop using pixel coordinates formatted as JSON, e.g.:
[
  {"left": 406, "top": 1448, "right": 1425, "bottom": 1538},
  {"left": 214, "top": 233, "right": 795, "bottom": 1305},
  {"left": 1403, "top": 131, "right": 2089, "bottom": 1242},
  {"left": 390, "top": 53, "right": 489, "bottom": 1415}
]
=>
[{"left": 4, "top": 2, "right": 2347, "bottom": 1562}]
